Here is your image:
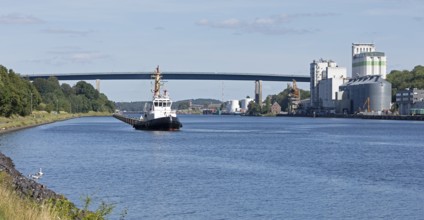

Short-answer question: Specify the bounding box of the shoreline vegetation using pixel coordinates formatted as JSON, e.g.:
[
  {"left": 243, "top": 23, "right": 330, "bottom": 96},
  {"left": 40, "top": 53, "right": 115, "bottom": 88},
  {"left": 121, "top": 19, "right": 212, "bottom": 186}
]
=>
[
  {"left": 0, "top": 152, "right": 113, "bottom": 220},
  {"left": 0, "top": 112, "right": 113, "bottom": 220},
  {"left": 1, "top": 64, "right": 117, "bottom": 219},
  {"left": 0, "top": 111, "right": 111, "bottom": 134}
]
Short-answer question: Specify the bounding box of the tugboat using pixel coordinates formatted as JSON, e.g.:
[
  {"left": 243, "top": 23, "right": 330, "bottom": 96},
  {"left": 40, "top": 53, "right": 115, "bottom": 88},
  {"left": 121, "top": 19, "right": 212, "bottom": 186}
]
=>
[{"left": 113, "top": 66, "right": 182, "bottom": 131}]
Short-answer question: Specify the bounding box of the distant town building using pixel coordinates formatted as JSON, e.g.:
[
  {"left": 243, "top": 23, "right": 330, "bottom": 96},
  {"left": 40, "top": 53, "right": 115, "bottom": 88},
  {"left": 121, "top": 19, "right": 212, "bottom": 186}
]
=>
[
  {"left": 226, "top": 100, "right": 240, "bottom": 113},
  {"left": 396, "top": 88, "right": 424, "bottom": 115},
  {"left": 352, "top": 43, "right": 387, "bottom": 79},
  {"left": 240, "top": 98, "right": 254, "bottom": 113},
  {"left": 271, "top": 102, "right": 281, "bottom": 115}
]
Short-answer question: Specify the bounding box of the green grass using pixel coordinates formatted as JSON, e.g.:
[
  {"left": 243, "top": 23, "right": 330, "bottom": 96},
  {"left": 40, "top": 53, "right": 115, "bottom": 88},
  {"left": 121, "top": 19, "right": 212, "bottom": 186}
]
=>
[
  {"left": 0, "top": 171, "right": 57, "bottom": 220},
  {"left": 0, "top": 111, "right": 112, "bottom": 133},
  {"left": 1, "top": 112, "right": 115, "bottom": 219},
  {"left": 0, "top": 171, "right": 114, "bottom": 220}
]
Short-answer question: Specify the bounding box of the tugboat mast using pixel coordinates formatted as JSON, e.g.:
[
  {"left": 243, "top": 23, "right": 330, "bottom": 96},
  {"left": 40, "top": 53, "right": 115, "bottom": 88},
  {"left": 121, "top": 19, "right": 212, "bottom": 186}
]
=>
[{"left": 113, "top": 65, "right": 182, "bottom": 131}]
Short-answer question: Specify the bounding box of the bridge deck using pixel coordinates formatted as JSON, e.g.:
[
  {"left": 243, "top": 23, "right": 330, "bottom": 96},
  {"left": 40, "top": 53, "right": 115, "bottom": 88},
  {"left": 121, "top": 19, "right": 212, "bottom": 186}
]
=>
[{"left": 26, "top": 72, "right": 310, "bottom": 82}]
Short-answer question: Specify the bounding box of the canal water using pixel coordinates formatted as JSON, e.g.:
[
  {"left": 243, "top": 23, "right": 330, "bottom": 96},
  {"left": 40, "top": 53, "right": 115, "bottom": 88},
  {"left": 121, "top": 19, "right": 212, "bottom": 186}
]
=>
[{"left": 1, "top": 115, "right": 423, "bottom": 219}]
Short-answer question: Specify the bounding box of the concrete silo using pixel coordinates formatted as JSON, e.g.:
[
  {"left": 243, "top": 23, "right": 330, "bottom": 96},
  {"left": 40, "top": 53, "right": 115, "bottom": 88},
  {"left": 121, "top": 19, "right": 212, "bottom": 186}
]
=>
[{"left": 338, "top": 75, "right": 391, "bottom": 114}]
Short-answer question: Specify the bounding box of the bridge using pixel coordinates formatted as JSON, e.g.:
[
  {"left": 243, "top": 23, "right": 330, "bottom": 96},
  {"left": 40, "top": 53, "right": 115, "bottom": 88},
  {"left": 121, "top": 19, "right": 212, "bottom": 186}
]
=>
[{"left": 27, "top": 71, "right": 310, "bottom": 104}]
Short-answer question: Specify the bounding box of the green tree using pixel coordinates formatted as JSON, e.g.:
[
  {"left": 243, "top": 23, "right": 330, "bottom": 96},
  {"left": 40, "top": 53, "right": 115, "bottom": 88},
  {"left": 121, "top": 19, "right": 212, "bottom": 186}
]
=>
[
  {"left": 386, "top": 65, "right": 424, "bottom": 101},
  {"left": 247, "top": 101, "right": 261, "bottom": 115},
  {"left": 75, "top": 81, "right": 99, "bottom": 100},
  {"left": 262, "top": 96, "right": 271, "bottom": 114},
  {"left": 31, "top": 75, "right": 114, "bottom": 113},
  {"left": 178, "top": 102, "right": 190, "bottom": 110},
  {"left": 0, "top": 65, "right": 41, "bottom": 117}
]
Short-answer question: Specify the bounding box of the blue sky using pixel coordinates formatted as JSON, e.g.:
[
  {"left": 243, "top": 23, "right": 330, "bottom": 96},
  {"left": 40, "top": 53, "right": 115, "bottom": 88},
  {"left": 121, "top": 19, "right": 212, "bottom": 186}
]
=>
[{"left": 1, "top": 0, "right": 423, "bottom": 102}]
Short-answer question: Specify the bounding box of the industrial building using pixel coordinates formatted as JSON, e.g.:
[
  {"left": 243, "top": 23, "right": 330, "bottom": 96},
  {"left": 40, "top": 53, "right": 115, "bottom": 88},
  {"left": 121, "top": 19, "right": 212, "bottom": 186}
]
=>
[
  {"left": 336, "top": 43, "right": 391, "bottom": 114},
  {"left": 396, "top": 88, "right": 424, "bottom": 115},
  {"left": 226, "top": 100, "right": 240, "bottom": 113},
  {"left": 307, "top": 43, "right": 392, "bottom": 115},
  {"left": 310, "top": 59, "right": 347, "bottom": 110},
  {"left": 352, "top": 43, "right": 387, "bottom": 79},
  {"left": 240, "top": 98, "right": 254, "bottom": 112},
  {"left": 337, "top": 75, "right": 391, "bottom": 114}
]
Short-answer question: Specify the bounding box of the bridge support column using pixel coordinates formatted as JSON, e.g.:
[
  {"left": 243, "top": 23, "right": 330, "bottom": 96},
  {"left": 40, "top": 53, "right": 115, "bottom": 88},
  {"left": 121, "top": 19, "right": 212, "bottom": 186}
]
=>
[
  {"left": 255, "top": 80, "right": 262, "bottom": 105},
  {"left": 95, "top": 79, "right": 100, "bottom": 92}
]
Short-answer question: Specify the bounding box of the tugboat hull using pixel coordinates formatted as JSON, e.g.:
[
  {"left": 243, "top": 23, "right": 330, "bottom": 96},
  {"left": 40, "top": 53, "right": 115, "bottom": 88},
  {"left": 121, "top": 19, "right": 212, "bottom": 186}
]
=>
[{"left": 133, "top": 116, "right": 182, "bottom": 131}]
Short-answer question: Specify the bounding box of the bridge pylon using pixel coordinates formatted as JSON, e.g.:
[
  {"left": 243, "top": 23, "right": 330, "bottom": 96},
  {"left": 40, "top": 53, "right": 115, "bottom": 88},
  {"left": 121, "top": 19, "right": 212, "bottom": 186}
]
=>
[
  {"left": 255, "top": 80, "right": 262, "bottom": 105},
  {"left": 95, "top": 79, "right": 100, "bottom": 92}
]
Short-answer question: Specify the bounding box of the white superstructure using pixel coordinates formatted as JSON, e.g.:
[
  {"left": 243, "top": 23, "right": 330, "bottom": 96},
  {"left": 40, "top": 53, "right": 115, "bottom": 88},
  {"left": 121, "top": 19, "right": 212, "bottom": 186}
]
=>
[
  {"left": 144, "top": 95, "right": 177, "bottom": 121},
  {"left": 142, "top": 67, "right": 177, "bottom": 121}
]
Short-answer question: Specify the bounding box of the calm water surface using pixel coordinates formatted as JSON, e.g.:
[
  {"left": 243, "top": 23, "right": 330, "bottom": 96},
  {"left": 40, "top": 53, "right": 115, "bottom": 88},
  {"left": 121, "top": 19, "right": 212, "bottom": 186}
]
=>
[{"left": 1, "top": 115, "right": 424, "bottom": 219}]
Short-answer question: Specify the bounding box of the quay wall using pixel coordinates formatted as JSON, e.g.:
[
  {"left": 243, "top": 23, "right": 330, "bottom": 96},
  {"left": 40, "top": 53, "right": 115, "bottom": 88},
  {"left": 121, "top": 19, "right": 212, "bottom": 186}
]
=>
[{"left": 277, "top": 114, "right": 424, "bottom": 121}]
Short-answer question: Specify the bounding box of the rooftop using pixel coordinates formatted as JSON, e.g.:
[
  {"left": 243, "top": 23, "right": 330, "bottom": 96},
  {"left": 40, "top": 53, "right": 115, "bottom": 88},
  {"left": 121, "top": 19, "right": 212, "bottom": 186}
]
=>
[{"left": 354, "top": 52, "right": 385, "bottom": 58}]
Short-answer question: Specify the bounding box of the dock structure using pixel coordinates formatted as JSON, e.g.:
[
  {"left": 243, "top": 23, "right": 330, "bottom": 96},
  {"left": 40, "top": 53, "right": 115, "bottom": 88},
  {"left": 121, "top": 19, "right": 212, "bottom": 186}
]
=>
[
  {"left": 277, "top": 113, "right": 424, "bottom": 121},
  {"left": 112, "top": 114, "right": 140, "bottom": 127}
]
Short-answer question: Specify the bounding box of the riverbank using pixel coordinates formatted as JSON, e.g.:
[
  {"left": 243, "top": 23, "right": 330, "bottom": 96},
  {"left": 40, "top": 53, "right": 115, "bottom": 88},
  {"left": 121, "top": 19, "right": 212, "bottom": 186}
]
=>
[
  {"left": 0, "top": 152, "right": 114, "bottom": 219},
  {"left": 0, "top": 112, "right": 114, "bottom": 219},
  {"left": 0, "top": 111, "right": 112, "bottom": 135},
  {"left": 0, "top": 152, "right": 62, "bottom": 219}
]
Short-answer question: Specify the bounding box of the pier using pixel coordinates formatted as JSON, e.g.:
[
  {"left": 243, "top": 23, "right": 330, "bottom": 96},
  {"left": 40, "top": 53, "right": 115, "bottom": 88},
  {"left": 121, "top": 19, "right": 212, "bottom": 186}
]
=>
[{"left": 112, "top": 113, "right": 140, "bottom": 126}]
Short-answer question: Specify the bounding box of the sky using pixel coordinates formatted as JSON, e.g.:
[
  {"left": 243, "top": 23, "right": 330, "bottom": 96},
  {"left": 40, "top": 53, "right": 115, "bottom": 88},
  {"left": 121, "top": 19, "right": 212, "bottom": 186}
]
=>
[{"left": 1, "top": 0, "right": 423, "bottom": 102}]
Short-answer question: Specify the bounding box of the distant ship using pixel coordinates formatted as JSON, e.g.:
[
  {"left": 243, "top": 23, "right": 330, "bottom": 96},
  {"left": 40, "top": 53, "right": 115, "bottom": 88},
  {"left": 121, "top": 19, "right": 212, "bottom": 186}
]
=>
[{"left": 113, "top": 66, "right": 182, "bottom": 131}]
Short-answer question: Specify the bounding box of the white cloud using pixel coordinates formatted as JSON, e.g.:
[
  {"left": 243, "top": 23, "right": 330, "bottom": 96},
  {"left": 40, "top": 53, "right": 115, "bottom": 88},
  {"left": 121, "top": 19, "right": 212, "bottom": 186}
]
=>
[
  {"left": 0, "top": 13, "right": 44, "bottom": 24},
  {"left": 26, "top": 49, "right": 109, "bottom": 65},
  {"left": 254, "top": 18, "right": 275, "bottom": 25},
  {"left": 197, "top": 13, "right": 335, "bottom": 35},
  {"left": 197, "top": 18, "right": 242, "bottom": 29},
  {"left": 42, "top": 28, "right": 93, "bottom": 36},
  {"left": 69, "top": 52, "right": 108, "bottom": 63},
  {"left": 220, "top": 18, "right": 242, "bottom": 28},
  {"left": 196, "top": 19, "right": 209, "bottom": 26}
]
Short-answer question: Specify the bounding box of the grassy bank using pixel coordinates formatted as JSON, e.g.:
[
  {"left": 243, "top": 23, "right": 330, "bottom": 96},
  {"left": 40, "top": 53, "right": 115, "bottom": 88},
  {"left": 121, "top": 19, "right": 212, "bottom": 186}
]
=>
[
  {"left": 0, "top": 112, "right": 114, "bottom": 219},
  {"left": 0, "top": 171, "right": 56, "bottom": 220},
  {"left": 0, "top": 171, "right": 113, "bottom": 220},
  {"left": 0, "top": 111, "right": 111, "bottom": 134}
]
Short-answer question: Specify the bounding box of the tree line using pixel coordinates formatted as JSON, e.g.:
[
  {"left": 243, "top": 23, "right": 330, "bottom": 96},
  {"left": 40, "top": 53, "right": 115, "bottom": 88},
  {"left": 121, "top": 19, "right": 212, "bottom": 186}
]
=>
[
  {"left": 247, "top": 87, "right": 310, "bottom": 115},
  {"left": 0, "top": 65, "right": 115, "bottom": 117},
  {"left": 386, "top": 65, "right": 424, "bottom": 101}
]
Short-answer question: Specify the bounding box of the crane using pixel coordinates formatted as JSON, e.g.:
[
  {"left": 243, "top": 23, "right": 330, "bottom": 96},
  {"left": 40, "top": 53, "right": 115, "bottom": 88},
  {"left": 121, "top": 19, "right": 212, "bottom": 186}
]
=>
[
  {"left": 288, "top": 80, "right": 301, "bottom": 114},
  {"left": 363, "top": 97, "right": 370, "bottom": 112}
]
